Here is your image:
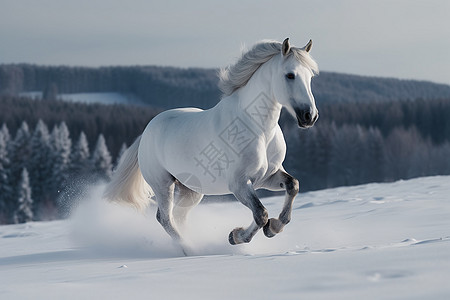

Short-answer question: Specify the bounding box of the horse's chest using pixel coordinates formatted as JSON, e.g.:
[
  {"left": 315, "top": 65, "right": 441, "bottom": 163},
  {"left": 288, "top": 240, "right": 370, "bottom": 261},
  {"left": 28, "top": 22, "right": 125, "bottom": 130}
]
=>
[
  {"left": 265, "top": 129, "right": 286, "bottom": 165},
  {"left": 248, "top": 133, "right": 286, "bottom": 182}
]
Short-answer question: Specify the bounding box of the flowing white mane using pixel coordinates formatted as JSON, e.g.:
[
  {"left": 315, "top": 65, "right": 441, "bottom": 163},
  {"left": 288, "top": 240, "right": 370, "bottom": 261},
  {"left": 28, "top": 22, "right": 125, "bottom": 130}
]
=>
[{"left": 218, "top": 40, "right": 319, "bottom": 96}]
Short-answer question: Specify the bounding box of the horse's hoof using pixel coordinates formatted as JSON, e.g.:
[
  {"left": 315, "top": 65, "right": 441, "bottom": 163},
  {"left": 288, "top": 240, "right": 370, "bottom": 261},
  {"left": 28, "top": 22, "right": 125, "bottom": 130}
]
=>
[
  {"left": 263, "top": 220, "right": 276, "bottom": 238},
  {"left": 229, "top": 227, "right": 248, "bottom": 245},
  {"left": 228, "top": 231, "right": 237, "bottom": 245}
]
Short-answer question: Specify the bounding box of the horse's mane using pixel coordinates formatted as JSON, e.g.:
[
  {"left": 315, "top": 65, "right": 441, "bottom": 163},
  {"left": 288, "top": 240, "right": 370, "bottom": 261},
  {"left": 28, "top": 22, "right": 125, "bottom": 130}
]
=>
[{"left": 218, "top": 40, "right": 319, "bottom": 96}]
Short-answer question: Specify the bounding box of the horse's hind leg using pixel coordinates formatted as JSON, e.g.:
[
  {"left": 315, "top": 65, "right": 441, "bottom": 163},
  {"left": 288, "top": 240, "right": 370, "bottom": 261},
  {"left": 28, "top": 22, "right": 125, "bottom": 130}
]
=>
[
  {"left": 151, "top": 173, "right": 186, "bottom": 247},
  {"left": 260, "top": 169, "right": 299, "bottom": 238},
  {"left": 172, "top": 181, "right": 203, "bottom": 227}
]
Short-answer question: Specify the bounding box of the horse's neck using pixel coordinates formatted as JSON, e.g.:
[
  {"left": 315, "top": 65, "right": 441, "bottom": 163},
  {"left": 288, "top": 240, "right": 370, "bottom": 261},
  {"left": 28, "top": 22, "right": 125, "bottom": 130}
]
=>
[{"left": 235, "top": 59, "right": 282, "bottom": 133}]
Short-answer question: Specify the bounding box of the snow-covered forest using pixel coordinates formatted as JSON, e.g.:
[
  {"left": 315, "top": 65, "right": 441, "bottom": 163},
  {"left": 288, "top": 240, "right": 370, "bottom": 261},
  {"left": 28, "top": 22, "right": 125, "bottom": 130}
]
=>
[
  {"left": 0, "top": 120, "right": 123, "bottom": 224},
  {"left": 285, "top": 98, "right": 450, "bottom": 190}
]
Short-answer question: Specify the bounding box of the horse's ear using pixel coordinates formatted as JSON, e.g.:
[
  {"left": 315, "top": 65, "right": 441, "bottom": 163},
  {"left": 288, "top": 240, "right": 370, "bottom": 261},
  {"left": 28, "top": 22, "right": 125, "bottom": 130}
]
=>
[
  {"left": 282, "top": 38, "right": 290, "bottom": 56},
  {"left": 304, "top": 39, "right": 313, "bottom": 53}
]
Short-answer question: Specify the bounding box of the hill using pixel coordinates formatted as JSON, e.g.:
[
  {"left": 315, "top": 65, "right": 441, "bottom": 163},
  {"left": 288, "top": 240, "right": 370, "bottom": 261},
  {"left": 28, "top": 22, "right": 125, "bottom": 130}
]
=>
[
  {"left": 0, "top": 176, "right": 449, "bottom": 299},
  {"left": 2, "top": 64, "right": 450, "bottom": 109},
  {"left": 312, "top": 71, "right": 450, "bottom": 103}
]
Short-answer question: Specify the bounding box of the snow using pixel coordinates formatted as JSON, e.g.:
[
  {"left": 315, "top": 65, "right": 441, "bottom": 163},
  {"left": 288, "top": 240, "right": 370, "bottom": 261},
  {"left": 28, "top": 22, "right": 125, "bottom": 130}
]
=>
[
  {"left": 58, "top": 93, "right": 143, "bottom": 105},
  {"left": 1, "top": 176, "right": 449, "bottom": 299},
  {"left": 19, "top": 92, "right": 143, "bottom": 105}
]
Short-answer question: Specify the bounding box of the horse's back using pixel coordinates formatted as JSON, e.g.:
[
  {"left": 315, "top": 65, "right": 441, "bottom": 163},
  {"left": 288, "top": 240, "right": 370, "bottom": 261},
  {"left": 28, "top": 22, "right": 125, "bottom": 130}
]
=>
[
  {"left": 148, "top": 107, "right": 204, "bottom": 124},
  {"left": 137, "top": 107, "right": 211, "bottom": 187},
  {"left": 139, "top": 107, "right": 205, "bottom": 155}
]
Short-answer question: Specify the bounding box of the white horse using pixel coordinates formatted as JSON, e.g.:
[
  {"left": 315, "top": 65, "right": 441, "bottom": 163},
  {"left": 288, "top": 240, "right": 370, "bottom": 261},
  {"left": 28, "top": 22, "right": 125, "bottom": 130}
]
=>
[{"left": 104, "top": 38, "right": 319, "bottom": 253}]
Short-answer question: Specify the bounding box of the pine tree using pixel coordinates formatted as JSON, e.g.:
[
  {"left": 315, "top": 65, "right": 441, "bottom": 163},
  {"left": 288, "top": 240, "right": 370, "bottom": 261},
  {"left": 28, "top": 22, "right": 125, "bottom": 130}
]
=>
[
  {"left": 13, "top": 168, "right": 33, "bottom": 224},
  {"left": 28, "top": 120, "right": 52, "bottom": 215},
  {"left": 1, "top": 123, "right": 11, "bottom": 145},
  {"left": 353, "top": 125, "right": 368, "bottom": 185},
  {"left": 91, "top": 134, "right": 112, "bottom": 180},
  {"left": 51, "top": 122, "right": 72, "bottom": 194},
  {"left": 9, "top": 121, "right": 31, "bottom": 191},
  {"left": 0, "top": 131, "right": 12, "bottom": 223},
  {"left": 69, "top": 131, "right": 90, "bottom": 177}
]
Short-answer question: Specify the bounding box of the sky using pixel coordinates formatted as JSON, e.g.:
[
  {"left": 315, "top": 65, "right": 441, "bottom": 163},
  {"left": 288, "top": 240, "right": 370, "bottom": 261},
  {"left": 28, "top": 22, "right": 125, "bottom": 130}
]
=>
[{"left": 1, "top": 0, "right": 450, "bottom": 84}]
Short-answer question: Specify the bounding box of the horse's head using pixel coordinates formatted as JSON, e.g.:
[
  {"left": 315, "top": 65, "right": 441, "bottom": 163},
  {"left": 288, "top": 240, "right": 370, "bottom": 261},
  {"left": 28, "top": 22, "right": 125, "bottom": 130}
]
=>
[{"left": 272, "top": 38, "right": 319, "bottom": 128}]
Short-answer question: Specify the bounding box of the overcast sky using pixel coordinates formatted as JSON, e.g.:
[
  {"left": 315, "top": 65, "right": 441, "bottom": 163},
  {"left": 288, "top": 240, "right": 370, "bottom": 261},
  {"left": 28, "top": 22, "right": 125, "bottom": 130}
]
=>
[{"left": 1, "top": 0, "right": 449, "bottom": 84}]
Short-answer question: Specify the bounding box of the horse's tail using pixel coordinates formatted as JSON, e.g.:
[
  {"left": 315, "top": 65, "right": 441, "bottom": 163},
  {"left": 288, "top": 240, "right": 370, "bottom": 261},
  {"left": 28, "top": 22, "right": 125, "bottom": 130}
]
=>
[{"left": 103, "top": 135, "right": 153, "bottom": 211}]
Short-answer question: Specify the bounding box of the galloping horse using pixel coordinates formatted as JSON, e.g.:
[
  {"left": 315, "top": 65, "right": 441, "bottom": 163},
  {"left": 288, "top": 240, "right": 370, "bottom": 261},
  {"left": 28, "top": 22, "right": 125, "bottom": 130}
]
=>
[{"left": 104, "top": 38, "right": 319, "bottom": 253}]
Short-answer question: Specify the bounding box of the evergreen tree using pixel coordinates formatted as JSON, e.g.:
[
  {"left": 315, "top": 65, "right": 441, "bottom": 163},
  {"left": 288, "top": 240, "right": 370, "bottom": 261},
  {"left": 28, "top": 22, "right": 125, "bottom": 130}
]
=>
[
  {"left": 50, "top": 124, "right": 60, "bottom": 147},
  {"left": 28, "top": 120, "right": 52, "bottom": 215},
  {"left": 13, "top": 168, "right": 33, "bottom": 224},
  {"left": 9, "top": 121, "right": 31, "bottom": 190},
  {"left": 91, "top": 134, "right": 112, "bottom": 180},
  {"left": 69, "top": 131, "right": 90, "bottom": 177},
  {"left": 1, "top": 123, "right": 11, "bottom": 145},
  {"left": 353, "top": 125, "right": 368, "bottom": 185},
  {"left": 51, "top": 122, "right": 72, "bottom": 194},
  {"left": 0, "top": 131, "right": 12, "bottom": 223}
]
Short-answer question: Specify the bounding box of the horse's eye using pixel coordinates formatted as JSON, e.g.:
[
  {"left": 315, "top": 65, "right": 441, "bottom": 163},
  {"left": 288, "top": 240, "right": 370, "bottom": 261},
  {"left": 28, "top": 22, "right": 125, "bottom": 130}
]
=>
[{"left": 286, "top": 73, "right": 295, "bottom": 80}]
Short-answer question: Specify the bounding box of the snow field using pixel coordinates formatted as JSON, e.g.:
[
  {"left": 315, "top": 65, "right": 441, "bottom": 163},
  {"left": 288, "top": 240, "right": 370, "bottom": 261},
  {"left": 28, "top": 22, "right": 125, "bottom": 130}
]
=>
[{"left": 0, "top": 176, "right": 449, "bottom": 299}]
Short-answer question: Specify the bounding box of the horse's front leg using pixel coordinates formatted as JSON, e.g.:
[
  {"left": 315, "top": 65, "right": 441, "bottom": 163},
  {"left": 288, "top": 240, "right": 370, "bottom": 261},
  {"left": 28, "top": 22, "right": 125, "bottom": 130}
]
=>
[
  {"left": 228, "top": 181, "right": 268, "bottom": 245},
  {"left": 260, "top": 169, "right": 299, "bottom": 238}
]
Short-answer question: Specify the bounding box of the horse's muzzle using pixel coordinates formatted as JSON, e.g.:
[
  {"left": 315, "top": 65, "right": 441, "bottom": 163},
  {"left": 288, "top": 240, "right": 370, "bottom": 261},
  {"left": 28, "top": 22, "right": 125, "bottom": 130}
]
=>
[{"left": 295, "top": 106, "right": 318, "bottom": 128}]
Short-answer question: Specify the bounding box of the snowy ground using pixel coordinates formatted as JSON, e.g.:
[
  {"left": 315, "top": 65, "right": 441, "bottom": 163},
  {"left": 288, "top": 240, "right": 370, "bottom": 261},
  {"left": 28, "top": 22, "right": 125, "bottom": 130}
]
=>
[{"left": 1, "top": 176, "right": 449, "bottom": 299}]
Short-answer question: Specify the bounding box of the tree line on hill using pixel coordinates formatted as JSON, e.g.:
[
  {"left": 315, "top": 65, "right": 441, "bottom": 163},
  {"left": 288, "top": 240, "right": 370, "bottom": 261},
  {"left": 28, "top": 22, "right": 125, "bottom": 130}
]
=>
[
  {"left": 282, "top": 97, "right": 450, "bottom": 191},
  {"left": 284, "top": 121, "right": 450, "bottom": 191},
  {"left": 0, "top": 96, "right": 159, "bottom": 159},
  {"left": 316, "top": 98, "right": 450, "bottom": 145},
  {"left": 2, "top": 64, "right": 450, "bottom": 110},
  {"left": 0, "top": 64, "right": 220, "bottom": 109}
]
